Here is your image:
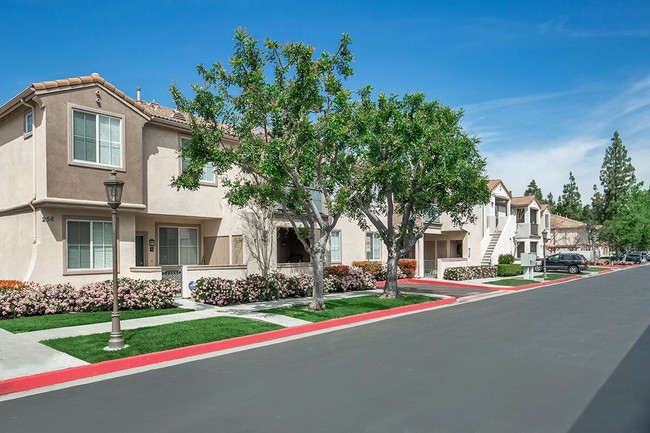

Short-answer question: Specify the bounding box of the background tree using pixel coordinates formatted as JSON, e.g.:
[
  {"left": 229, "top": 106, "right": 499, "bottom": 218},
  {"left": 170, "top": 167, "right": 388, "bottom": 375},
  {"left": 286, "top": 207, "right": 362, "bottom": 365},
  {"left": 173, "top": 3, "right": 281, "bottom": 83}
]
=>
[
  {"left": 598, "top": 186, "right": 650, "bottom": 253},
  {"left": 350, "top": 90, "right": 490, "bottom": 298},
  {"left": 545, "top": 192, "right": 555, "bottom": 209},
  {"left": 524, "top": 179, "right": 544, "bottom": 203},
  {"left": 171, "top": 29, "right": 357, "bottom": 310},
  {"left": 598, "top": 131, "right": 637, "bottom": 222},
  {"left": 555, "top": 171, "right": 583, "bottom": 220},
  {"left": 237, "top": 200, "right": 276, "bottom": 277}
]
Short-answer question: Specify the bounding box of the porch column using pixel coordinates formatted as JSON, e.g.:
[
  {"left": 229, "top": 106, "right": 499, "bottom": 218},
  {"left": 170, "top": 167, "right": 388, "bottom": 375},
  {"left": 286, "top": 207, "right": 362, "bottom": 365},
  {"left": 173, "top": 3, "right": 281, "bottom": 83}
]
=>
[{"left": 416, "top": 238, "right": 424, "bottom": 278}]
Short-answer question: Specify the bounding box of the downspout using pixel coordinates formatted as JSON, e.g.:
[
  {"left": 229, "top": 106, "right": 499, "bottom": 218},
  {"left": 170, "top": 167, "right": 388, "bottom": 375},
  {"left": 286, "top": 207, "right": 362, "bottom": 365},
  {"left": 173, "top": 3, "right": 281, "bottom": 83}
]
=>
[{"left": 20, "top": 98, "right": 38, "bottom": 281}]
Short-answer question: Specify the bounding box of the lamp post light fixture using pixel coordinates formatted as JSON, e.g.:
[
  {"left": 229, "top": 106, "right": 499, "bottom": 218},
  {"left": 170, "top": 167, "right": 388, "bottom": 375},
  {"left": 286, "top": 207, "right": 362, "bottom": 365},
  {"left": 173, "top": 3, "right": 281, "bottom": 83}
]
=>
[
  {"left": 104, "top": 170, "right": 127, "bottom": 351},
  {"left": 542, "top": 229, "right": 548, "bottom": 281}
]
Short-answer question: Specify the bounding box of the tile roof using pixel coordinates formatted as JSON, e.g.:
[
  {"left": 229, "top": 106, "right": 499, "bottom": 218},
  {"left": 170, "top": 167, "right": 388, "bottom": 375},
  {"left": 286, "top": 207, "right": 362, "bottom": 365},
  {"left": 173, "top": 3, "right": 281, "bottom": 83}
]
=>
[
  {"left": 487, "top": 179, "right": 512, "bottom": 197},
  {"left": 510, "top": 195, "right": 537, "bottom": 207},
  {"left": 551, "top": 214, "right": 587, "bottom": 229},
  {"left": 31, "top": 73, "right": 150, "bottom": 116}
]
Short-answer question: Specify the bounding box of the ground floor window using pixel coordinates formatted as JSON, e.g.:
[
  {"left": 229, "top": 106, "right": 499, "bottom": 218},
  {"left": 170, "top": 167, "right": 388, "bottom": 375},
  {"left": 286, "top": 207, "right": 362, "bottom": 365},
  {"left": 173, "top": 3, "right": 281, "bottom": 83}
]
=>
[
  {"left": 330, "top": 231, "right": 341, "bottom": 263},
  {"left": 365, "top": 233, "right": 381, "bottom": 260},
  {"left": 67, "top": 220, "right": 112, "bottom": 270},
  {"left": 159, "top": 227, "right": 199, "bottom": 266}
]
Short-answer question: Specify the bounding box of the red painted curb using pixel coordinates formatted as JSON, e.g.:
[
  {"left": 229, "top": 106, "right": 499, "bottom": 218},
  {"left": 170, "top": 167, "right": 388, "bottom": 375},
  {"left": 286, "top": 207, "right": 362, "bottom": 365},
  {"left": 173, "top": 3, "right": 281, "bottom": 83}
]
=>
[{"left": 0, "top": 297, "right": 455, "bottom": 396}]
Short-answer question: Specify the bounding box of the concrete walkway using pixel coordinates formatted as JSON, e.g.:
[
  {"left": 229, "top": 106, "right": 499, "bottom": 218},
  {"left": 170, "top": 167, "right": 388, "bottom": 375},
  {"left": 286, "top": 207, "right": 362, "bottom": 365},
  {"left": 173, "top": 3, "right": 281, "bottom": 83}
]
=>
[{"left": 0, "top": 289, "right": 442, "bottom": 381}]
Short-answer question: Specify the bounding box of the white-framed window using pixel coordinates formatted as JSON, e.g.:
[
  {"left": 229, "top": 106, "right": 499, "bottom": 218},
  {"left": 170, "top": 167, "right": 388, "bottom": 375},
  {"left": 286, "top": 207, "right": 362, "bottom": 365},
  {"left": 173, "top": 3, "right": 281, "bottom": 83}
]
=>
[
  {"left": 159, "top": 226, "right": 199, "bottom": 266},
  {"left": 180, "top": 137, "right": 215, "bottom": 183},
  {"left": 72, "top": 109, "right": 122, "bottom": 166},
  {"left": 545, "top": 213, "right": 550, "bottom": 229},
  {"left": 365, "top": 232, "right": 381, "bottom": 260},
  {"left": 330, "top": 230, "right": 341, "bottom": 263},
  {"left": 24, "top": 111, "right": 33, "bottom": 134},
  {"left": 67, "top": 220, "right": 112, "bottom": 270}
]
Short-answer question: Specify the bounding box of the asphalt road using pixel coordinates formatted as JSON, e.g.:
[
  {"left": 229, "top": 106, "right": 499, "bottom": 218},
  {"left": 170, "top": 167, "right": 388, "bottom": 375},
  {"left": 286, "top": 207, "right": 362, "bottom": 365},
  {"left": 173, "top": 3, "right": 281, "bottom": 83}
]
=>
[{"left": 2, "top": 267, "right": 649, "bottom": 433}]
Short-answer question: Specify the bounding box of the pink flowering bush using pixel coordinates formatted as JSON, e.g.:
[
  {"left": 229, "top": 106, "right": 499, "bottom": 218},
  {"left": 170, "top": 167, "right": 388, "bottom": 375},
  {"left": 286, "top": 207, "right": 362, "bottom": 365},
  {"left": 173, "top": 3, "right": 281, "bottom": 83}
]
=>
[
  {"left": 0, "top": 278, "right": 179, "bottom": 319},
  {"left": 324, "top": 266, "right": 375, "bottom": 292},
  {"left": 191, "top": 278, "right": 240, "bottom": 306}
]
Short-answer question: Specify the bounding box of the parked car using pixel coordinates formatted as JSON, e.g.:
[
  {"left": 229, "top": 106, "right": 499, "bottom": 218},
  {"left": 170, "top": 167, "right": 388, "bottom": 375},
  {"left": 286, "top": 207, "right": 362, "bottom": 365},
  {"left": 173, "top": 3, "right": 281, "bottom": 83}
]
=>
[
  {"left": 534, "top": 253, "right": 589, "bottom": 274},
  {"left": 624, "top": 252, "right": 642, "bottom": 264}
]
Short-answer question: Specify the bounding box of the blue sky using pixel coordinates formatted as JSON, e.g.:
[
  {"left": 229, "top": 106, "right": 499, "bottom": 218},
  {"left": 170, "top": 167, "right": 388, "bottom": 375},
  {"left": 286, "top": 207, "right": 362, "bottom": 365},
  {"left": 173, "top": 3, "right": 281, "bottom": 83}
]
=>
[{"left": 2, "top": 0, "right": 649, "bottom": 202}]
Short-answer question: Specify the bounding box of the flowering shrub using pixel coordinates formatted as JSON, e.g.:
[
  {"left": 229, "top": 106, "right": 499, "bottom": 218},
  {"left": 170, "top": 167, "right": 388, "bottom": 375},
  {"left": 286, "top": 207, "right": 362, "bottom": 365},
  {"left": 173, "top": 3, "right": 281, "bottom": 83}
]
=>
[
  {"left": 351, "top": 261, "right": 408, "bottom": 281},
  {"left": 325, "top": 266, "right": 375, "bottom": 292},
  {"left": 398, "top": 259, "right": 417, "bottom": 277},
  {"left": 191, "top": 277, "right": 239, "bottom": 306},
  {"left": 281, "top": 274, "right": 313, "bottom": 298},
  {"left": 0, "top": 278, "right": 179, "bottom": 319},
  {"left": 444, "top": 266, "right": 497, "bottom": 281},
  {"left": 0, "top": 280, "right": 27, "bottom": 290},
  {"left": 324, "top": 265, "right": 353, "bottom": 278}
]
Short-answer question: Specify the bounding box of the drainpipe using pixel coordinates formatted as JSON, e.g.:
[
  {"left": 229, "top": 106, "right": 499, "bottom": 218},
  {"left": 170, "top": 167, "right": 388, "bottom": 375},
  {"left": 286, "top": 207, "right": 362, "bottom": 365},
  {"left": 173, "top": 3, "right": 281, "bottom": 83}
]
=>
[{"left": 20, "top": 98, "right": 38, "bottom": 281}]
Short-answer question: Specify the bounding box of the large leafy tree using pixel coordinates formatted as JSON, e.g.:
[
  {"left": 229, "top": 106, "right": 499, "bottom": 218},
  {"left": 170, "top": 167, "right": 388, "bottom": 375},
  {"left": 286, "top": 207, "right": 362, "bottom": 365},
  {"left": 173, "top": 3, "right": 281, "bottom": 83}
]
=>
[
  {"left": 524, "top": 179, "right": 544, "bottom": 203},
  {"left": 349, "top": 90, "right": 490, "bottom": 298},
  {"left": 598, "top": 131, "right": 637, "bottom": 222},
  {"left": 598, "top": 186, "right": 650, "bottom": 253},
  {"left": 170, "top": 29, "right": 357, "bottom": 310},
  {"left": 555, "top": 171, "right": 583, "bottom": 221}
]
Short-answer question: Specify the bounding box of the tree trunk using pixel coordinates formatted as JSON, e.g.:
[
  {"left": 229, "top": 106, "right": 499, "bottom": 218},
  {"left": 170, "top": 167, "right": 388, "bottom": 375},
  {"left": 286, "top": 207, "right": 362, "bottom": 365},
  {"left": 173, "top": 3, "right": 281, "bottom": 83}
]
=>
[
  {"left": 382, "top": 247, "right": 402, "bottom": 299},
  {"left": 309, "top": 245, "right": 326, "bottom": 310}
]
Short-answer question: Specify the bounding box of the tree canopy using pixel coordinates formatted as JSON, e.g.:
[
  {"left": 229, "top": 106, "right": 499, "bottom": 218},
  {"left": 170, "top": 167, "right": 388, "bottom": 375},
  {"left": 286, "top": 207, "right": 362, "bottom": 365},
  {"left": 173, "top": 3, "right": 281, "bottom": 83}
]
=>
[
  {"left": 598, "top": 131, "right": 637, "bottom": 222},
  {"left": 555, "top": 171, "right": 583, "bottom": 221},
  {"left": 349, "top": 90, "right": 490, "bottom": 297},
  {"left": 524, "top": 179, "right": 544, "bottom": 203}
]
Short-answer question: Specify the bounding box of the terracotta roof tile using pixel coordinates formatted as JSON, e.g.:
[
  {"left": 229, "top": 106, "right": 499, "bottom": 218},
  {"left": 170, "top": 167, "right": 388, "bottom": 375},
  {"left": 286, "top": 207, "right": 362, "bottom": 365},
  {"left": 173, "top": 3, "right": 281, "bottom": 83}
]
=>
[
  {"left": 551, "top": 214, "right": 586, "bottom": 229},
  {"left": 511, "top": 195, "right": 537, "bottom": 207}
]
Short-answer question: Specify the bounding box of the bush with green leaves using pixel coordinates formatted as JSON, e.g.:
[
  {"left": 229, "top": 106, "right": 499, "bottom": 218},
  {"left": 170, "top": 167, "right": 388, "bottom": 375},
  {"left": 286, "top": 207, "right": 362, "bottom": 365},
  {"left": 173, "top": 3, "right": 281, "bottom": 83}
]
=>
[
  {"left": 497, "top": 264, "right": 523, "bottom": 277},
  {"left": 443, "top": 266, "right": 497, "bottom": 281},
  {"left": 498, "top": 254, "right": 515, "bottom": 265}
]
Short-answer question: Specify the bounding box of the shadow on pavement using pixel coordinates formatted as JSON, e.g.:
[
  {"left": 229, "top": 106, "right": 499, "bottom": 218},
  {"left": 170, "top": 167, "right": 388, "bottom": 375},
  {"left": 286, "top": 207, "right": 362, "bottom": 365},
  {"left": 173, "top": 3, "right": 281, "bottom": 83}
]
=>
[
  {"left": 568, "top": 323, "right": 650, "bottom": 433},
  {"left": 397, "top": 282, "right": 495, "bottom": 298}
]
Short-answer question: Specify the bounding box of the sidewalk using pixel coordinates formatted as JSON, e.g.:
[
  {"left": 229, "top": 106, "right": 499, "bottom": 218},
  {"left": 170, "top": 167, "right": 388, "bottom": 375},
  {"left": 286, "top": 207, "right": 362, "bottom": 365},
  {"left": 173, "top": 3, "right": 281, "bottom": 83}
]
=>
[{"left": 0, "top": 289, "right": 442, "bottom": 382}]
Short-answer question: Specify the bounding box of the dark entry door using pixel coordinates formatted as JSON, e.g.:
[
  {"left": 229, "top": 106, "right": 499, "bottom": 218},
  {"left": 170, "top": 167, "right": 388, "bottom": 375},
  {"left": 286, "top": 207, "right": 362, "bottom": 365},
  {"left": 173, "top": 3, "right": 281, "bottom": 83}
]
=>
[{"left": 135, "top": 235, "right": 145, "bottom": 267}]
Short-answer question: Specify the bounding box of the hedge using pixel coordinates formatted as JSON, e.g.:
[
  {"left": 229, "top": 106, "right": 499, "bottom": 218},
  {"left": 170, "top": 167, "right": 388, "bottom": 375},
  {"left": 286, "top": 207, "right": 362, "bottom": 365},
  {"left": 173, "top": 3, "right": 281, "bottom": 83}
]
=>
[
  {"left": 498, "top": 254, "right": 515, "bottom": 265},
  {"left": 497, "top": 264, "right": 524, "bottom": 277},
  {"left": 192, "top": 267, "right": 375, "bottom": 307},
  {"left": 0, "top": 278, "right": 179, "bottom": 319},
  {"left": 351, "top": 261, "right": 409, "bottom": 281},
  {"left": 443, "top": 266, "right": 497, "bottom": 281}
]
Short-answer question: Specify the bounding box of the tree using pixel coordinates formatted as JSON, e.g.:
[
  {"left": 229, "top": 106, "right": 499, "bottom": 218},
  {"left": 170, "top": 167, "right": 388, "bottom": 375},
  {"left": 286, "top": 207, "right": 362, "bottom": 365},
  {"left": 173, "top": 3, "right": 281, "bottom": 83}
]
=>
[
  {"left": 349, "top": 90, "right": 490, "bottom": 298},
  {"left": 524, "top": 179, "right": 544, "bottom": 203},
  {"left": 237, "top": 201, "right": 276, "bottom": 277},
  {"left": 555, "top": 171, "right": 583, "bottom": 221},
  {"left": 598, "top": 131, "right": 636, "bottom": 222},
  {"left": 545, "top": 192, "right": 555, "bottom": 209},
  {"left": 598, "top": 186, "right": 650, "bottom": 253},
  {"left": 170, "top": 29, "right": 357, "bottom": 310}
]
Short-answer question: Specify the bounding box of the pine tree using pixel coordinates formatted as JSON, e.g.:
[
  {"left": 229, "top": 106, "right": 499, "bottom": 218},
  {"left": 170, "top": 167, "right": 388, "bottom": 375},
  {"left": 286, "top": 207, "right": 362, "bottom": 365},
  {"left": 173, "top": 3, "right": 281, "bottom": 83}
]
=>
[
  {"left": 524, "top": 179, "right": 544, "bottom": 203},
  {"left": 555, "top": 171, "right": 583, "bottom": 220},
  {"left": 545, "top": 192, "right": 555, "bottom": 209},
  {"left": 599, "top": 131, "right": 636, "bottom": 222}
]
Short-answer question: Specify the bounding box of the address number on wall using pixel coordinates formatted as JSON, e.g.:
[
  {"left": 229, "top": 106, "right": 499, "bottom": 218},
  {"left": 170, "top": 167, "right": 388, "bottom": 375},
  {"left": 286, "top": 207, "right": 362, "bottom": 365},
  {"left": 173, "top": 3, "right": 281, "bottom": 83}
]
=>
[{"left": 42, "top": 216, "right": 54, "bottom": 222}]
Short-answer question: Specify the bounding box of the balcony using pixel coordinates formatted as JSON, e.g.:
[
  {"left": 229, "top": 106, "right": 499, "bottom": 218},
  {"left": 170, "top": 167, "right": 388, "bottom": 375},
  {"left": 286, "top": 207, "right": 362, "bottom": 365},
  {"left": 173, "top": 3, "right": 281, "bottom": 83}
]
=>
[{"left": 515, "top": 223, "right": 540, "bottom": 238}]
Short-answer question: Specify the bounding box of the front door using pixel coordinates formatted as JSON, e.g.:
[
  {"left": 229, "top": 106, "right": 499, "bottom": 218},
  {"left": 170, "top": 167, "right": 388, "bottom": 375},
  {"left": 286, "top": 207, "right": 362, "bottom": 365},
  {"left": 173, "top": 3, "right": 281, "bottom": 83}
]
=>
[{"left": 135, "top": 235, "right": 145, "bottom": 267}]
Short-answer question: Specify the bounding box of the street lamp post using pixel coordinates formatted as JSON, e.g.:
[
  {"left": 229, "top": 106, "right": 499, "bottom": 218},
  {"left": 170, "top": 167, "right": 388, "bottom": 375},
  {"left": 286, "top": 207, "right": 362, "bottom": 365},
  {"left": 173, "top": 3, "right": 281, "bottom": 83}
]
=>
[
  {"left": 104, "top": 170, "right": 126, "bottom": 351},
  {"left": 542, "top": 229, "right": 548, "bottom": 281}
]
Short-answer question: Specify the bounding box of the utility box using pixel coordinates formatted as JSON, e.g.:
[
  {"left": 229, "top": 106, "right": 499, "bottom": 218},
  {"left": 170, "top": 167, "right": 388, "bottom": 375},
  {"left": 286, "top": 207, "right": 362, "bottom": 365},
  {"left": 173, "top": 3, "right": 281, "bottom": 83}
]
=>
[{"left": 520, "top": 252, "right": 537, "bottom": 279}]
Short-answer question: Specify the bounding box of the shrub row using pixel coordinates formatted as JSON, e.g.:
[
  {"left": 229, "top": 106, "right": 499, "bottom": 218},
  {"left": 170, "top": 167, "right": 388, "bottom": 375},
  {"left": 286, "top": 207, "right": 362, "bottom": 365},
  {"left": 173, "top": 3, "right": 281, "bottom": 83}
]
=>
[
  {"left": 0, "top": 280, "right": 27, "bottom": 291},
  {"left": 497, "top": 264, "right": 524, "bottom": 277},
  {"left": 351, "top": 260, "right": 412, "bottom": 280},
  {"left": 0, "top": 278, "right": 179, "bottom": 319},
  {"left": 443, "top": 266, "right": 497, "bottom": 281},
  {"left": 192, "top": 266, "right": 376, "bottom": 307},
  {"left": 498, "top": 254, "right": 515, "bottom": 265}
]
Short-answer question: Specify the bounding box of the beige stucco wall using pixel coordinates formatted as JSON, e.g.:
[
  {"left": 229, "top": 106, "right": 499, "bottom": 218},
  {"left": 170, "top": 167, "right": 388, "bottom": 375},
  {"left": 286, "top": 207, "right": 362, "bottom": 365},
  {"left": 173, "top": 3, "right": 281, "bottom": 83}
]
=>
[
  {"left": 41, "top": 85, "right": 146, "bottom": 206},
  {"left": 0, "top": 211, "right": 36, "bottom": 280},
  {"left": 142, "top": 123, "right": 223, "bottom": 218},
  {"left": 0, "top": 108, "right": 35, "bottom": 208}
]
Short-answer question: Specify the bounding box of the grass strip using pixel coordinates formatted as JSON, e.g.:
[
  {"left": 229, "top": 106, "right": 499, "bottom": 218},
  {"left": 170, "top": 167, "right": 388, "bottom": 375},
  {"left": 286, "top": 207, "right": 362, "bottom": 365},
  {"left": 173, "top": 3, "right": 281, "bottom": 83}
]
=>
[
  {"left": 261, "top": 294, "right": 436, "bottom": 323},
  {"left": 543, "top": 273, "right": 572, "bottom": 281},
  {"left": 0, "top": 308, "right": 192, "bottom": 334},
  {"left": 486, "top": 278, "right": 537, "bottom": 287},
  {"left": 41, "top": 316, "right": 282, "bottom": 363}
]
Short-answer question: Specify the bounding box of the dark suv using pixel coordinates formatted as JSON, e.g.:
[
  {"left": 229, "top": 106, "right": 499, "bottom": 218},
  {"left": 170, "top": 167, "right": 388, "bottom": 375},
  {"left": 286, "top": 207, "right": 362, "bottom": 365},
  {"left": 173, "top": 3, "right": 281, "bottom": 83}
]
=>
[
  {"left": 534, "top": 253, "right": 588, "bottom": 274},
  {"left": 624, "top": 252, "right": 642, "bottom": 264}
]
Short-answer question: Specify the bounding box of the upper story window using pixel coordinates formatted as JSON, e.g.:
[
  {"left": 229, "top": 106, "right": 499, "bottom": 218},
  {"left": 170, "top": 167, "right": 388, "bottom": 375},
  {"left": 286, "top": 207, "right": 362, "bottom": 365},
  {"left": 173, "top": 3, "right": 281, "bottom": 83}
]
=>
[
  {"left": 72, "top": 109, "right": 122, "bottom": 167},
  {"left": 180, "top": 137, "right": 215, "bottom": 183},
  {"left": 24, "top": 112, "right": 33, "bottom": 135}
]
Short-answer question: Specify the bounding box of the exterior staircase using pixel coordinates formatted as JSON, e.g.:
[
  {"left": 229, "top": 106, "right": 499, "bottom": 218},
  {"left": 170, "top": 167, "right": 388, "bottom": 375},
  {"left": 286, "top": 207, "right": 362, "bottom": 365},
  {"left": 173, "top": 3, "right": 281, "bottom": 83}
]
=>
[{"left": 481, "top": 231, "right": 502, "bottom": 266}]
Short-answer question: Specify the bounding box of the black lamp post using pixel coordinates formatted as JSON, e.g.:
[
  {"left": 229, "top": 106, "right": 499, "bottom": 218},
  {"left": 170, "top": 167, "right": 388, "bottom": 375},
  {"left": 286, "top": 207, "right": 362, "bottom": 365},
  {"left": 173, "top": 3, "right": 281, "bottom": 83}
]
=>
[
  {"left": 104, "top": 170, "right": 126, "bottom": 350},
  {"left": 542, "top": 229, "right": 548, "bottom": 281}
]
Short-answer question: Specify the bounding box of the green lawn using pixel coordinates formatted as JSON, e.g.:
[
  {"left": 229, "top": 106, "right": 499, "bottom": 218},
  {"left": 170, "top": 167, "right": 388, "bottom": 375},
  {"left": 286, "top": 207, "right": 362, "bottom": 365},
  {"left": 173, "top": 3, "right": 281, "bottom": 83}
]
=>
[
  {"left": 0, "top": 308, "right": 192, "bottom": 334},
  {"left": 584, "top": 267, "right": 609, "bottom": 272},
  {"left": 261, "top": 294, "right": 436, "bottom": 322},
  {"left": 487, "top": 278, "right": 537, "bottom": 287},
  {"left": 41, "top": 317, "right": 283, "bottom": 363},
  {"left": 543, "top": 273, "right": 572, "bottom": 281}
]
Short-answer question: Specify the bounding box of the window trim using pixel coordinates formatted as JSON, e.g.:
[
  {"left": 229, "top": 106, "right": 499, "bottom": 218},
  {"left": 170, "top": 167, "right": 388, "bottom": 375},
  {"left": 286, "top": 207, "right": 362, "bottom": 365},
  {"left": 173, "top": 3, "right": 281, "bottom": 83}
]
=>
[
  {"left": 68, "top": 104, "right": 126, "bottom": 170},
  {"left": 330, "top": 230, "right": 342, "bottom": 263},
  {"left": 157, "top": 225, "right": 201, "bottom": 266},
  {"left": 24, "top": 111, "right": 33, "bottom": 137},
  {"left": 365, "top": 232, "right": 382, "bottom": 261},
  {"left": 63, "top": 216, "right": 116, "bottom": 275},
  {"left": 179, "top": 136, "right": 217, "bottom": 186}
]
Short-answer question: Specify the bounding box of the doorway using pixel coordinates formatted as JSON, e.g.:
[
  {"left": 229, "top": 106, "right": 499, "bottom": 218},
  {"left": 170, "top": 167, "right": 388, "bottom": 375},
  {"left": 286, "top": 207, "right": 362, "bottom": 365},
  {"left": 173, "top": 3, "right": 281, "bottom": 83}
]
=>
[{"left": 135, "top": 233, "right": 146, "bottom": 267}]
